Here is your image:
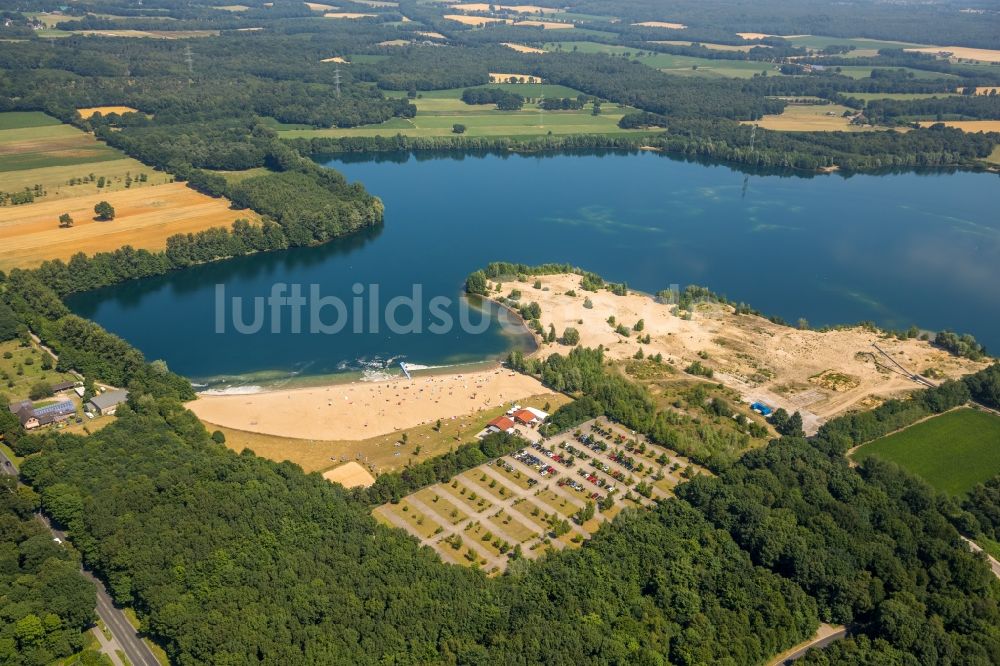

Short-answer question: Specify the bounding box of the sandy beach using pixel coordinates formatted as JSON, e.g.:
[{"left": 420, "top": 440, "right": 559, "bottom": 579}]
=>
[{"left": 187, "top": 366, "right": 550, "bottom": 441}]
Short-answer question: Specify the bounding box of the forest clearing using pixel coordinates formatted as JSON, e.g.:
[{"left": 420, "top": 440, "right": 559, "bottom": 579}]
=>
[
  {"left": 750, "top": 103, "right": 864, "bottom": 131},
  {"left": 851, "top": 408, "right": 1000, "bottom": 495}
]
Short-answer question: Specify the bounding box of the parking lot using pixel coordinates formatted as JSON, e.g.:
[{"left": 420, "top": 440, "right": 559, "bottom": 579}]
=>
[{"left": 373, "top": 418, "right": 704, "bottom": 574}]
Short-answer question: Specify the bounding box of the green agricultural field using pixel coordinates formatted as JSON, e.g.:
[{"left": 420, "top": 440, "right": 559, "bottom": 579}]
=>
[
  {"left": 279, "top": 86, "right": 646, "bottom": 139},
  {"left": 781, "top": 35, "right": 926, "bottom": 54},
  {"left": 0, "top": 111, "right": 122, "bottom": 173},
  {"left": 544, "top": 41, "right": 778, "bottom": 78},
  {"left": 0, "top": 111, "right": 62, "bottom": 130},
  {"left": 851, "top": 408, "right": 1000, "bottom": 496},
  {"left": 0, "top": 112, "right": 168, "bottom": 199}
]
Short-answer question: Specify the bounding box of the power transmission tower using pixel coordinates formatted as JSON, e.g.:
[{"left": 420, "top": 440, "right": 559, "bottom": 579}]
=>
[{"left": 334, "top": 65, "right": 342, "bottom": 98}]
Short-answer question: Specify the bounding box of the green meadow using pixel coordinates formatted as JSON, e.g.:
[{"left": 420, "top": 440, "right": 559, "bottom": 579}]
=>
[
  {"left": 544, "top": 41, "right": 777, "bottom": 78},
  {"left": 851, "top": 408, "right": 1000, "bottom": 496},
  {"left": 781, "top": 35, "right": 926, "bottom": 54},
  {"left": 279, "top": 84, "right": 646, "bottom": 139}
]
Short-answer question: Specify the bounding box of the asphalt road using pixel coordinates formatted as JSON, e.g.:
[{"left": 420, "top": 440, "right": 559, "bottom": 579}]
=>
[{"left": 0, "top": 448, "right": 162, "bottom": 666}]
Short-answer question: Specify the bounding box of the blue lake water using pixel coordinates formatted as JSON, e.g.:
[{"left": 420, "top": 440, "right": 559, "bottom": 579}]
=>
[{"left": 66, "top": 151, "right": 1000, "bottom": 384}]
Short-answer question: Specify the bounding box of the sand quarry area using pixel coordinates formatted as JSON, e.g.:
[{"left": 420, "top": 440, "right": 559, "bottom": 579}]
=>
[
  {"left": 188, "top": 368, "right": 551, "bottom": 441},
  {"left": 498, "top": 273, "right": 988, "bottom": 433}
]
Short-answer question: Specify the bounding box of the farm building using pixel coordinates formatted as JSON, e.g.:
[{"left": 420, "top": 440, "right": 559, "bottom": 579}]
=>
[
  {"left": 86, "top": 389, "right": 129, "bottom": 416},
  {"left": 51, "top": 380, "right": 78, "bottom": 393},
  {"left": 12, "top": 399, "right": 76, "bottom": 429}
]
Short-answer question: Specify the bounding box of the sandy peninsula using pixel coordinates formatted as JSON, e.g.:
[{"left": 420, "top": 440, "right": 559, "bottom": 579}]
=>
[
  {"left": 493, "top": 273, "right": 987, "bottom": 433},
  {"left": 187, "top": 366, "right": 550, "bottom": 441}
]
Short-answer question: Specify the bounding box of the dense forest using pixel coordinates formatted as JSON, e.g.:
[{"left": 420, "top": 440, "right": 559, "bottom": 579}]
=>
[
  {"left": 1, "top": 3, "right": 1000, "bottom": 663},
  {"left": 0, "top": 477, "right": 97, "bottom": 666},
  {"left": 19, "top": 403, "right": 818, "bottom": 665}
]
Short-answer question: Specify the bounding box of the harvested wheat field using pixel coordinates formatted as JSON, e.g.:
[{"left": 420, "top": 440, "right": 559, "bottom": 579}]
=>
[
  {"left": 323, "top": 462, "right": 376, "bottom": 488},
  {"left": 502, "top": 42, "right": 545, "bottom": 53},
  {"left": 958, "top": 87, "right": 1000, "bottom": 95},
  {"left": 490, "top": 273, "right": 987, "bottom": 434},
  {"left": 919, "top": 120, "right": 1000, "bottom": 132},
  {"left": 736, "top": 32, "right": 774, "bottom": 40},
  {"left": 416, "top": 31, "right": 447, "bottom": 39},
  {"left": 323, "top": 12, "right": 375, "bottom": 19},
  {"left": 513, "top": 20, "right": 572, "bottom": 29},
  {"left": 304, "top": 2, "right": 337, "bottom": 10},
  {"left": 633, "top": 21, "right": 687, "bottom": 29},
  {"left": 449, "top": 3, "right": 557, "bottom": 13},
  {"left": 906, "top": 46, "right": 1000, "bottom": 63},
  {"left": 320, "top": 56, "right": 349, "bottom": 63},
  {"left": 0, "top": 183, "right": 256, "bottom": 270},
  {"left": 77, "top": 106, "right": 140, "bottom": 119},
  {"left": 378, "top": 39, "right": 411, "bottom": 46},
  {"left": 444, "top": 14, "right": 510, "bottom": 26},
  {"left": 749, "top": 104, "right": 864, "bottom": 131}
]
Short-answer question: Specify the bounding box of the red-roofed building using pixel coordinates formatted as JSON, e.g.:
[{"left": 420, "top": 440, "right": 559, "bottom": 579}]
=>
[
  {"left": 512, "top": 409, "right": 539, "bottom": 426},
  {"left": 486, "top": 416, "right": 516, "bottom": 434}
]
